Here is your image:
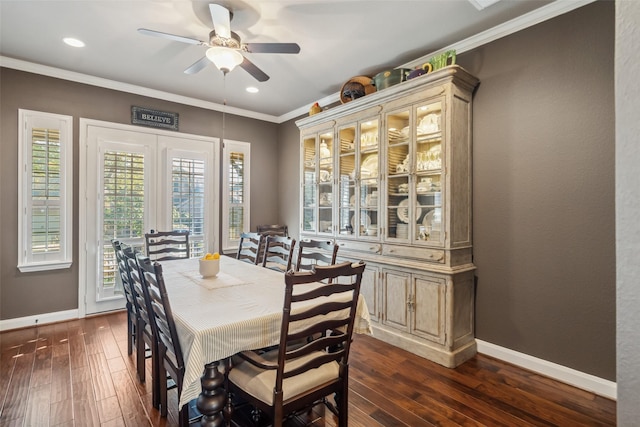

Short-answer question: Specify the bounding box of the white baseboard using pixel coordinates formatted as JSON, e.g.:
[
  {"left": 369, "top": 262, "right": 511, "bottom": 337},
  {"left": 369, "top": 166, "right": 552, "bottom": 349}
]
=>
[
  {"left": 0, "top": 309, "right": 79, "bottom": 332},
  {"left": 476, "top": 339, "right": 617, "bottom": 400}
]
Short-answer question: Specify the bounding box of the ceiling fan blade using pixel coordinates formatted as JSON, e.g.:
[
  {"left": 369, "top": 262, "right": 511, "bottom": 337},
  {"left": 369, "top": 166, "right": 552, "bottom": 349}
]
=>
[
  {"left": 209, "top": 4, "right": 231, "bottom": 39},
  {"left": 138, "top": 28, "right": 203, "bottom": 45},
  {"left": 239, "top": 56, "right": 269, "bottom": 82},
  {"left": 244, "top": 43, "right": 301, "bottom": 54},
  {"left": 184, "top": 56, "right": 211, "bottom": 75}
]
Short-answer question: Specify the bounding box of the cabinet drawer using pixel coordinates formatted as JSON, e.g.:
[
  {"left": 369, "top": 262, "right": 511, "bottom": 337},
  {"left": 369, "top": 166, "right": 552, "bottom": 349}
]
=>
[
  {"left": 337, "top": 240, "right": 381, "bottom": 254},
  {"left": 382, "top": 245, "right": 445, "bottom": 263}
]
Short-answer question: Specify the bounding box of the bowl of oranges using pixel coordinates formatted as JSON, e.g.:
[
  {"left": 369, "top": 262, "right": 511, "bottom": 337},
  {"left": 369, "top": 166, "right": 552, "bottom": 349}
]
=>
[{"left": 199, "top": 252, "right": 220, "bottom": 278}]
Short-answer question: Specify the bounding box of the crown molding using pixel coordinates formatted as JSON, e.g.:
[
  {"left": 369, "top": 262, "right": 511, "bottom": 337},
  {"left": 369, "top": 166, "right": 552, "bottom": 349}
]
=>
[
  {"left": 2, "top": 0, "right": 595, "bottom": 125},
  {"left": 281, "top": 0, "right": 597, "bottom": 123},
  {"left": 403, "top": 0, "right": 597, "bottom": 70},
  {"left": 0, "top": 56, "right": 281, "bottom": 124}
]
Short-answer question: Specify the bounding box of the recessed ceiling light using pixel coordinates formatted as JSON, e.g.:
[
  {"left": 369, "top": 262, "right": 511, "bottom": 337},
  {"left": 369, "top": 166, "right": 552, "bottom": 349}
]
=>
[
  {"left": 246, "top": 86, "right": 259, "bottom": 94},
  {"left": 63, "top": 37, "right": 85, "bottom": 48},
  {"left": 468, "top": 0, "right": 501, "bottom": 10}
]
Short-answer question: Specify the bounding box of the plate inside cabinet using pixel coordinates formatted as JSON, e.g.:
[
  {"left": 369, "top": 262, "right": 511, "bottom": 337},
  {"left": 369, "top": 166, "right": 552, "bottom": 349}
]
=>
[
  {"left": 397, "top": 198, "right": 421, "bottom": 223},
  {"left": 360, "top": 154, "right": 378, "bottom": 178},
  {"left": 422, "top": 210, "right": 435, "bottom": 227},
  {"left": 351, "top": 213, "right": 372, "bottom": 229}
]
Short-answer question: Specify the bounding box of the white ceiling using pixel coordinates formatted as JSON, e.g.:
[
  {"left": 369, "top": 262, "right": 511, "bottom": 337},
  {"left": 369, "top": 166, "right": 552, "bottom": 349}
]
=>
[{"left": 1, "top": 1, "right": 579, "bottom": 122}]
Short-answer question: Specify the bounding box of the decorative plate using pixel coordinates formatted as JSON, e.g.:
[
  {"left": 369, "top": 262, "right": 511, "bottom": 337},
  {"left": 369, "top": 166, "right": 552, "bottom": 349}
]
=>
[
  {"left": 422, "top": 209, "right": 435, "bottom": 227},
  {"left": 397, "top": 198, "right": 421, "bottom": 223},
  {"left": 360, "top": 154, "right": 378, "bottom": 178},
  {"left": 351, "top": 213, "right": 372, "bottom": 229}
]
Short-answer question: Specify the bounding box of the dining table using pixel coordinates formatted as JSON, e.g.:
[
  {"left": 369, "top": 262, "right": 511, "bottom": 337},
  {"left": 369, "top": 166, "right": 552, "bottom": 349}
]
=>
[{"left": 159, "top": 255, "right": 372, "bottom": 424}]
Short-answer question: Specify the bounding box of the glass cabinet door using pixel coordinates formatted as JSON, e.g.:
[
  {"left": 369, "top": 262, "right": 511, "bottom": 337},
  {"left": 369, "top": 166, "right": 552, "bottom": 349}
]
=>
[
  {"left": 415, "top": 101, "right": 443, "bottom": 244},
  {"left": 338, "top": 125, "right": 356, "bottom": 235},
  {"left": 301, "top": 136, "right": 317, "bottom": 233},
  {"left": 358, "top": 119, "right": 379, "bottom": 238},
  {"left": 385, "top": 109, "right": 411, "bottom": 241},
  {"left": 317, "top": 131, "right": 334, "bottom": 234}
]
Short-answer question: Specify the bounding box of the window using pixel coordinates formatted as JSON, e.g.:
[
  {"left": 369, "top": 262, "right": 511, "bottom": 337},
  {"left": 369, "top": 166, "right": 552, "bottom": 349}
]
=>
[
  {"left": 222, "top": 140, "right": 250, "bottom": 252},
  {"left": 169, "top": 152, "right": 207, "bottom": 258},
  {"left": 18, "top": 109, "right": 73, "bottom": 272}
]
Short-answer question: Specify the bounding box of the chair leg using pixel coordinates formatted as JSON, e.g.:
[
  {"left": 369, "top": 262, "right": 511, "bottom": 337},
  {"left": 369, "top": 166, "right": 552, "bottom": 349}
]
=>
[
  {"left": 126, "top": 310, "right": 134, "bottom": 355},
  {"left": 337, "top": 383, "right": 348, "bottom": 426},
  {"left": 136, "top": 320, "right": 146, "bottom": 383},
  {"left": 159, "top": 362, "right": 168, "bottom": 417},
  {"left": 151, "top": 342, "right": 161, "bottom": 410}
]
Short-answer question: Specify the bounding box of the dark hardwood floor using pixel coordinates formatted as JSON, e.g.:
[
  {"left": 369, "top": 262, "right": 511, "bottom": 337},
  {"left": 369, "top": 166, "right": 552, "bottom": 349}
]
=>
[{"left": 0, "top": 311, "right": 616, "bottom": 426}]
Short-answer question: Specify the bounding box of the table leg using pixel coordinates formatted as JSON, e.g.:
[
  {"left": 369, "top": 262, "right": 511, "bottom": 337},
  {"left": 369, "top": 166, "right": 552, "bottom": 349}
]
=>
[{"left": 196, "top": 361, "right": 225, "bottom": 426}]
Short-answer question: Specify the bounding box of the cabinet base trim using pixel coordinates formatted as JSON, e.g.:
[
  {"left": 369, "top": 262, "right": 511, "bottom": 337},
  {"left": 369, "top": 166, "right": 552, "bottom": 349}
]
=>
[{"left": 371, "top": 325, "right": 476, "bottom": 368}]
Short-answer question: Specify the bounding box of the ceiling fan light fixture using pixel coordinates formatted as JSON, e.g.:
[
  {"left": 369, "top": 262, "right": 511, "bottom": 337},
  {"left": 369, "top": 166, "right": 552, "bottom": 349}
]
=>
[{"left": 206, "top": 46, "right": 243, "bottom": 73}]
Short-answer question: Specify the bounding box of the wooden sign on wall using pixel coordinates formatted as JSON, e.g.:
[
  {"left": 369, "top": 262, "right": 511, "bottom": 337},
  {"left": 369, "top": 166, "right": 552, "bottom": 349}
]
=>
[{"left": 131, "top": 106, "right": 179, "bottom": 131}]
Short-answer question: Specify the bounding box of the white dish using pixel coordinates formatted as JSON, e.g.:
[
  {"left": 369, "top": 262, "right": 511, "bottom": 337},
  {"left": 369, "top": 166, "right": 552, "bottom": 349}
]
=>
[
  {"left": 349, "top": 195, "right": 355, "bottom": 207},
  {"left": 422, "top": 210, "right": 435, "bottom": 227},
  {"left": 397, "top": 199, "right": 421, "bottom": 223},
  {"left": 351, "top": 213, "right": 372, "bottom": 230},
  {"left": 360, "top": 154, "right": 378, "bottom": 177}
]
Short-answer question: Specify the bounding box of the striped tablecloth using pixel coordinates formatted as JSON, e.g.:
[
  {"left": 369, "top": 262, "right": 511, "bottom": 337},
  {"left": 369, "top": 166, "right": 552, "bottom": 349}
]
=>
[{"left": 160, "top": 256, "right": 372, "bottom": 409}]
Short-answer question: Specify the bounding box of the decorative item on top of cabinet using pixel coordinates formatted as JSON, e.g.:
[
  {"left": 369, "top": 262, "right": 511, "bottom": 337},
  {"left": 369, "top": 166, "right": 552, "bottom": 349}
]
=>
[
  {"left": 297, "top": 65, "right": 479, "bottom": 368},
  {"left": 309, "top": 102, "right": 322, "bottom": 116}
]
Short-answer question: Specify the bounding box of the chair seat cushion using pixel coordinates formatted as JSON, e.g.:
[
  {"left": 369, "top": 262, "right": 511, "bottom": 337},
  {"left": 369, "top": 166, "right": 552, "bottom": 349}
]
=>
[{"left": 228, "top": 349, "right": 339, "bottom": 405}]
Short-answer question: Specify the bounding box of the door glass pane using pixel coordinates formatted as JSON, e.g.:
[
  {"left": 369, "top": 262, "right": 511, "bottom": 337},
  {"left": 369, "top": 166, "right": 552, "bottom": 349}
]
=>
[
  {"left": 302, "top": 137, "right": 316, "bottom": 232},
  {"left": 102, "top": 151, "right": 145, "bottom": 298},
  {"left": 359, "top": 119, "right": 379, "bottom": 237},
  {"left": 318, "top": 132, "right": 334, "bottom": 234},
  {"left": 172, "top": 157, "right": 205, "bottom": 257},
  {"left": 415, "top": 101, "right": 443, "bottom": 243},
  {"left": 338, "top": 126, "right": 356, "bottom": 235},
  {"left": 386, "top": 110, "right": 410, "bottom": 240}
]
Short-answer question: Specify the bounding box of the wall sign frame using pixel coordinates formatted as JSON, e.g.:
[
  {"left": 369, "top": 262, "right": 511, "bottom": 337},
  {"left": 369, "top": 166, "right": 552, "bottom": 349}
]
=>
[{"left": 131, "top": 106, "right": 179, "bottom": 131}]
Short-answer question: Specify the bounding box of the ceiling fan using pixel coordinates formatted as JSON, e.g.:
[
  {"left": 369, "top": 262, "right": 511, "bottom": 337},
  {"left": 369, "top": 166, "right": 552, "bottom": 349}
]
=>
[{"left": 138, "top": 3, "right": 300, "bottom": 82}]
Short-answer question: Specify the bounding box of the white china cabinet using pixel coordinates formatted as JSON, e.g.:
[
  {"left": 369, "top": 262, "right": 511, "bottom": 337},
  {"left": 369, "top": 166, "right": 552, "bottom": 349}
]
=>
[{"left": 296, "top": 66, "right": 479, "bottom": 367}]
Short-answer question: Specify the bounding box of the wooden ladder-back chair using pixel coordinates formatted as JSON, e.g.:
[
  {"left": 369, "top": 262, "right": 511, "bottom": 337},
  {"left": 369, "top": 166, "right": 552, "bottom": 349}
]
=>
[
  {"left": 127, "top": 252, "right": 160, "bottom": 408},
  {"left": 262, "top": 235, "right": 296, "bottom": 273},
  {"left": 137, "top": 255, "right": 199, "bottom": 426},
  {"left": 112, "top": 239, "right": 137, "bottom": 356},
  {"left": 145, "top": 230, "right": 190, "bottom": 261},
  {"left": 227, "top": 261, "right": 366, "bottom": 427},
  {"left": 237, "top": 232, "right": 265, "bottom": 265},
  {"left": 295, "top": 239, "right": 339, "bottom": 276}
]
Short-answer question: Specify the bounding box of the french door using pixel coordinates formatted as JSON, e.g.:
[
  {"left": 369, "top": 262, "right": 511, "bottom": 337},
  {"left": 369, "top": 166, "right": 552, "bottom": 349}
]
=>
[{"left": 79, "top": 120, "right": 219, "bottom": 315}]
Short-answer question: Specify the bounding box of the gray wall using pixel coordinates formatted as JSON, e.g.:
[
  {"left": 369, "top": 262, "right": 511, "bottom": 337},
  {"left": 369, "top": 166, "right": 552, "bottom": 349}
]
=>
[
  {"left": 616, "top": 0, "right": 640, "bottom": 423},
  {"left": 279, "top": 1, "right": 615, "bottom": 380},
  {"left": 0, "top": 69, "right": 279, "bottom": 320},
  {"left": 459, "top": 1, "right": 615, "bottom": 380}
]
